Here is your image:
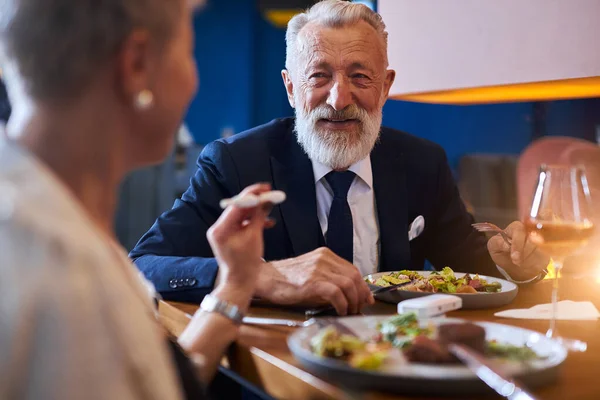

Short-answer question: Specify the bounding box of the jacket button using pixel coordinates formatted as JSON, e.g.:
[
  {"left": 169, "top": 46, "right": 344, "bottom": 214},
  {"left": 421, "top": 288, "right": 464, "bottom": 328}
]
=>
[
  {"left": 169, "top": 279, "right": 177, "bottom": 289},
  {"left": 189, "top": 278, "right": 197, "bottom": 286},
  {"left": 177, "top": 279, "right": 184, "bottom": 286}
]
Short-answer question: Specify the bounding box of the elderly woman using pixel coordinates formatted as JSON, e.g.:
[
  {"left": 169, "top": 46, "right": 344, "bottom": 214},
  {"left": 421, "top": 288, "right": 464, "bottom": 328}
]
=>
[{"left": 0, "top": 1, "right": 269, "bottom": 399}]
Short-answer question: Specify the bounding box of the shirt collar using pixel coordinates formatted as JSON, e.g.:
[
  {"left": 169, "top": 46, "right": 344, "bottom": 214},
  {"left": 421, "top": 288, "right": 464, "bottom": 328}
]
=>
[{"left": 311, "top": 156, "right": 373, "bottom": 189}]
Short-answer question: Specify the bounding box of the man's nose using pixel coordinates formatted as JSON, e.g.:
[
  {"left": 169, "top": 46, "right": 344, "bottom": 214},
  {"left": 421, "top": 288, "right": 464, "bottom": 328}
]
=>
[{"left": 326, "top": 78, "right": 353, "bottom": 111}]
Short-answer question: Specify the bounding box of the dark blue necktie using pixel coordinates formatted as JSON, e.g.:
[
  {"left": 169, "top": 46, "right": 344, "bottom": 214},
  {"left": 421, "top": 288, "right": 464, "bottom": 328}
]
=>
[{"left": 325, "top": 171, "right": 355, "bottom": 264}]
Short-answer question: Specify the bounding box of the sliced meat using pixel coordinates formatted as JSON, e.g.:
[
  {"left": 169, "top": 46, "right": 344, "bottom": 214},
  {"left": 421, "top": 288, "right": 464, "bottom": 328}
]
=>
[
  {"left": 468, "top": 279, "right": 484, "bottom": 291},
  {"left": 403, "top": 336, "right": 455, "bottom": 364},
  {"left": 438, "top": 323, "right": 486, "bottom": 354}
]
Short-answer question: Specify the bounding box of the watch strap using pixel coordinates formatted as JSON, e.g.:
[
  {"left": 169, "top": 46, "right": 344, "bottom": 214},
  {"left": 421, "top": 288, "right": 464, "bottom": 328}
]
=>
[{"left": 199, "top": 294, "right": 244, "bottom": 325}]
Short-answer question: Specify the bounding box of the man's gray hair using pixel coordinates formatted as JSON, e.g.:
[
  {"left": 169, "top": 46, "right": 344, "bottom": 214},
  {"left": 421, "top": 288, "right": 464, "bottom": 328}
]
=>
[
  {"left": 285, "top": 0, "right": 388, "bottom": 72},
  {"left": 0, "top": 0, "right": 183, "bottom": 99}
]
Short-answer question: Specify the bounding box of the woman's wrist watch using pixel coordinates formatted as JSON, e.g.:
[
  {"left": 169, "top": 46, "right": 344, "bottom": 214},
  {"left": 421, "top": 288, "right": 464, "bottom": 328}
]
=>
[{"left": 199, "top": 294, "right": 245, "bottom": 325}]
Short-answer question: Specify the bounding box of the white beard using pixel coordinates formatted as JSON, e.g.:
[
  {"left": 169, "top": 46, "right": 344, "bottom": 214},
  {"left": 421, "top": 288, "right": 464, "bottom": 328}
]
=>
[{"left": 294, "top": 101, "right": 382, "bottom": 170}]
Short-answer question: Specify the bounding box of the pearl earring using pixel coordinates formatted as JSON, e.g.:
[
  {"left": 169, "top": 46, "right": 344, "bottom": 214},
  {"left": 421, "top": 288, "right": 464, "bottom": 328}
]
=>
[{"left": 134, "top": 89, "right": 154, "bottom": 110}]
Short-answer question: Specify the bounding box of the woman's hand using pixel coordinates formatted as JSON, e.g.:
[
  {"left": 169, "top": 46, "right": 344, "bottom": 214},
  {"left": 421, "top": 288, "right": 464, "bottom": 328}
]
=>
[
  {"left": 207, "top": 183, "right": 273, "bottom": 292},
  {"left": 179, "top": 184, "right": 275, "bottom": 382}
]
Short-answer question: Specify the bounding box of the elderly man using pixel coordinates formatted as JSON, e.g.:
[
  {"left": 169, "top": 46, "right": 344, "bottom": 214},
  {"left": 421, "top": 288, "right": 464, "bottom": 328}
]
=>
[{"left": 131, "top": 0, "right": 548, "bottom": 315}]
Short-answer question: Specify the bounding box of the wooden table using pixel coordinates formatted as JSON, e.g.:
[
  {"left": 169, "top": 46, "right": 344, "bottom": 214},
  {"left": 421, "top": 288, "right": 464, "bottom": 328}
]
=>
[{"left": 159, "top": 276, "right": 600, "bottom": 400}]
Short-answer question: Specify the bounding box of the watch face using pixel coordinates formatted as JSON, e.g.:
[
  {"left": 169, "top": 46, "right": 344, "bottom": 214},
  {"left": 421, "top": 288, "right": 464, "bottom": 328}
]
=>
[{"left": 201, "top": 294, "right": 243, "bottom": 324}]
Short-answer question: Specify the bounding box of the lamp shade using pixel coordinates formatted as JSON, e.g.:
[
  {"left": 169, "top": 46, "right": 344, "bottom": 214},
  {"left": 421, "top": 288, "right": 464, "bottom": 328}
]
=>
[
  {"left": 378, "top": 0, "right": 600, "bottom": 104},
  {"left": 258, "top": 0, "right": 312, "bottom": 27}
]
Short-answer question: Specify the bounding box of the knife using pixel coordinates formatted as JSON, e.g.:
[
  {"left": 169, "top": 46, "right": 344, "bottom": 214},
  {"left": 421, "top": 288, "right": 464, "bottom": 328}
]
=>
[
  {"left": 371, "top": 280, "right": 412, "bottom": 294},
  {"left": 448, "top": 343, "right": 537, "bottom": 400},
  {"left": 242, "top": 316, "right": 359, "bottom": 336}
]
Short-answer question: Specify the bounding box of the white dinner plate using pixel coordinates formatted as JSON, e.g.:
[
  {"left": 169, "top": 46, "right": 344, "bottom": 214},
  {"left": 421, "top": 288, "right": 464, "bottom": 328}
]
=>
[
  {"left": 365, "top": 271, "right": 518, "bottom": 309},
  {"left": 288, "top": 315, "right": 567, "bottom": 396}
]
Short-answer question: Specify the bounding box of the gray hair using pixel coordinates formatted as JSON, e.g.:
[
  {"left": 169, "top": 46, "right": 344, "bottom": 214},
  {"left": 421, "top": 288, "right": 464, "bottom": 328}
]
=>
[
  {"left": 285, "top": 0, "right": 388, "bottom": 72},
  {"left": 0, "top": 0, "right": 183, "bottom": 100}
]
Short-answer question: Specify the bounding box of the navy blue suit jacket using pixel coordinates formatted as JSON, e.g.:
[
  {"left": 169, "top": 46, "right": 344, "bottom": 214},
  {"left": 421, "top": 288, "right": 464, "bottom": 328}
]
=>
[{"left": 130, "top": 118, "right": 498, "bottom": 302}]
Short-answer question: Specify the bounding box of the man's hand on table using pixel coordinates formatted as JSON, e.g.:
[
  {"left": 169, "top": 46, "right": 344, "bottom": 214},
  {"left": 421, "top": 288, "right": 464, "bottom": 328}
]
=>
[
  {"left": 488, "top": 221, "right": 550, "bottom": 282},
  {"left": 254, "top": 247, "right": 375, "bottom": 316}
]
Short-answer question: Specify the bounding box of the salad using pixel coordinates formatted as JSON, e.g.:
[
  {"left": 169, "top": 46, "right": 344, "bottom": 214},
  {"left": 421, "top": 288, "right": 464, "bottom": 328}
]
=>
[
  {"left": 375, "top": 313, "right": 542, "bottom": 363},
  {"left": 376, "top": 312, "right": 433, "bottom": 349},
  {"left": 309, "top": 313, "right": 541, "bottom": 370},
  {"left": 310, "top": 326, "right": 390, "bottom": 370},
  {"left": 366, "top": 267, "right": 502, "bottom": 294}
]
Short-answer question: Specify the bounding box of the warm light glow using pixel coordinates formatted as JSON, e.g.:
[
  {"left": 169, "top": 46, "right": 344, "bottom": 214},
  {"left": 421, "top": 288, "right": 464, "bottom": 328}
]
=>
[
  {"left": 391, "top": 77, "right": 600, "bottom": 105},
  {"left": 543, "top": 259, "right": 600, "bottom": 281},
  {"left": 263, "top": 9, "right": 303, "bottom": 27},
  {"left": 543, "top": 259, "right": 561, "bottom": 280}
]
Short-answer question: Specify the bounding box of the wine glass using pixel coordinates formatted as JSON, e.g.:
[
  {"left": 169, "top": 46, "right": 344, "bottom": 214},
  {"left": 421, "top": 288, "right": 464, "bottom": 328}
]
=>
[{"left": 525, "top": 165, "right": 595, "bottom": 342}]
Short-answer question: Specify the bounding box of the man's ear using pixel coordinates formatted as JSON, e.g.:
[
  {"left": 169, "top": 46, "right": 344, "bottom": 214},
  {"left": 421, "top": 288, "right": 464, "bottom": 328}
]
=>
[
  {"left": 281, "top": 69, "right": 295, "bottom": 108},
  {"left": 382, "top": 69, "right": 396, "bottom": 99}
]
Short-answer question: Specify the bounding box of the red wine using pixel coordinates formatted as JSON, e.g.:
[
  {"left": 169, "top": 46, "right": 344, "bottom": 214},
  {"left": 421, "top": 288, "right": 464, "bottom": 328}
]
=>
[{"left": 525, "top": 219, "right": 595, "bottom": 260}]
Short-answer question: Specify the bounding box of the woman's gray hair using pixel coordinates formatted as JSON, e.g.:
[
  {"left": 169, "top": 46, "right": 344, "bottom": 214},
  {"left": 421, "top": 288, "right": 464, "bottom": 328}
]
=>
[
  {"left": 285, "top": 0, "right": 388, "bottom": 72},
  {"left": 0, "top": 0, "right": 183, "bottom": 100}
]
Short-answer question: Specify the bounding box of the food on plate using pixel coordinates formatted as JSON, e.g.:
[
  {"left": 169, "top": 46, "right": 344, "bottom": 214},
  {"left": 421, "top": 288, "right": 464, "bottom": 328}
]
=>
[
  {"left": 404, "top": 323, "right": 486, "bottom": 363},
  {"left": 403, "top": 335, "right": 455, "bottom": 363},
  {"left": 309, "top": 313, "right": 542, "bottom": 369},
  {"left": 366, "top": 267, "right": 502, "bottom": 294},
  {"left": 376, "top": 313, "right": 542, "bottom": 365},
  {"left": 486, "top": 339, "right": 541, "bottom": 362},
  {"left": 310, "top": 326, "right": 390, "bottom": 370},
  {"left": 438, "top": 323, "right": 486, "bottom": 354},
  {"left": 375, "top": 312, "right": 434, "bottom": 348}
]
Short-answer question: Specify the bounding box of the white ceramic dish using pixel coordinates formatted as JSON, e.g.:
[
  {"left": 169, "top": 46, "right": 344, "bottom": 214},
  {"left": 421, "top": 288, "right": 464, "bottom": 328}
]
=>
[
  {"left": 288, "top": 315, "right": 567, "bottom": 396},
  {"left": 365, "top": 271, "right": 518, "bottom": 309}
]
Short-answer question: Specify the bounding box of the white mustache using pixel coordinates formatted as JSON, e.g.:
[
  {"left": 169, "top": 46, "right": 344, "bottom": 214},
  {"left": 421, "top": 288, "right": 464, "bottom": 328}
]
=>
[
  {"left": 308, "top": 105, "right": 368, "bottom": 124},
  {"left": 293, "top": 95, "right": 383, "bottom": 170}
]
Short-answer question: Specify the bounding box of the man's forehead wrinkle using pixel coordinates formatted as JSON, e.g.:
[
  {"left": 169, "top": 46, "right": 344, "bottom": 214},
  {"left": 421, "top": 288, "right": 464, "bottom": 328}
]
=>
[
  {"left": 297, "top": 26, "right": 324, "bottom": 54},
  {"left": 303, "top": 53, "right": 322, "bottom": 74},
  {"left": 342, "top": 41, "right": 375, "bottom": 60}
]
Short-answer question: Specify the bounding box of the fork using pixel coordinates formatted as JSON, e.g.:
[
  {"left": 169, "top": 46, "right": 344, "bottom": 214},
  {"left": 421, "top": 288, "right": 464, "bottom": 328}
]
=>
[{"left": 472, "top": 222, "right": 512, "bottom": 246}]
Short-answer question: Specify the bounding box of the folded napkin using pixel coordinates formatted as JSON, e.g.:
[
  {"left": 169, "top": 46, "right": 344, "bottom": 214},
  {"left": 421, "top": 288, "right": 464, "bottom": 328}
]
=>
[{"left": 495, "top": 300, "right": 600, "bottom": 320}]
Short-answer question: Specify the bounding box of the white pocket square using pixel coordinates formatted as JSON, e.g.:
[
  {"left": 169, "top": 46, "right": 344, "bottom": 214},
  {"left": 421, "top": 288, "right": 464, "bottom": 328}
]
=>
[{"left": 408, "top": 215, "right": 425, "bottom": 241}]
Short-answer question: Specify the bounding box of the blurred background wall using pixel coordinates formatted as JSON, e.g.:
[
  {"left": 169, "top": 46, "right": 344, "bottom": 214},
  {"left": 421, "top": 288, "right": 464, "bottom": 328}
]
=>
[
  {"left": 186, "top": 0, "right": 600, "bottom": 169},
  {"left": 3, "top": 1, "right": 597, "bottom": 250}
]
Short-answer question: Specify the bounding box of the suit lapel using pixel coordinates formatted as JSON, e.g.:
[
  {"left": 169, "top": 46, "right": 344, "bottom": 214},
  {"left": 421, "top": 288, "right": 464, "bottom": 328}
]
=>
[
  {"left": 371, "top": 134, "right": 411, "bottom": 271},
  {"left": 270, "top": 130, "right": 324, "bottom": 257}
]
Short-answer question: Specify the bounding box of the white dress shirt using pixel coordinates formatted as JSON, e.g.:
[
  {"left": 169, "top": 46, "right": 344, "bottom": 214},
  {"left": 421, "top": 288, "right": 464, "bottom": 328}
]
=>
[
  {"left": 311, "top": 155, "right": 533, "bottom": 281},
  {"left": 312, "top": 157, "right": 379, "bottom": 276}
]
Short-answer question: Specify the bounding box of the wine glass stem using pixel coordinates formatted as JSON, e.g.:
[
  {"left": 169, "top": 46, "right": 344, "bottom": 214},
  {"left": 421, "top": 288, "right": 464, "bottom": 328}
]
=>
[{"left": 548, "top": 260, "right": 563, "bottom": 338}]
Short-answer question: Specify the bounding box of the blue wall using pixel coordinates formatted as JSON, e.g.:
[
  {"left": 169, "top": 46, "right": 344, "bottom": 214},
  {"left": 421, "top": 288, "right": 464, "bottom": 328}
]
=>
[
  {"left": 186, "top": 0, "right": 291, "bottom": 143},
  {"left": 186, "top": 0, "right": 256, "bottom": 142},
  {"left": 186, "top": 1, "right": 600, "bottom": 170},
  {"left": 381, "top": 101, "right": 533, "bottom": 168}
]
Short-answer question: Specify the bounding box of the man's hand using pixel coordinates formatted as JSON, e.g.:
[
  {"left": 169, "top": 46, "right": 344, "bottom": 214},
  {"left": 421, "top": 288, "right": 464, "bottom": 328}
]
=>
[
  {"left": 254, "top": 248, "right": 375, "bottom": 315},
  {"left": 488, "top": 221, "right": 550, "bottom": 281}
]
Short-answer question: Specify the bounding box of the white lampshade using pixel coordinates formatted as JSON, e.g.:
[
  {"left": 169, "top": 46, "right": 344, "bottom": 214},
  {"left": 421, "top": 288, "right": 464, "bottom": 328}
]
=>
[{"left": 378, "top": 0, "right": 600, "bottom": 104}]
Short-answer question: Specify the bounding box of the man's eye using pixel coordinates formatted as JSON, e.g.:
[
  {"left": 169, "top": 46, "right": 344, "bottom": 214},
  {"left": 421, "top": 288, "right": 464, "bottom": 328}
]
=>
[
  {"left": 353, "top": 73, "right": 370, "bottom": 79},
  {"left": 310, "top": 73, "right": 328, "bottom": 79}
]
